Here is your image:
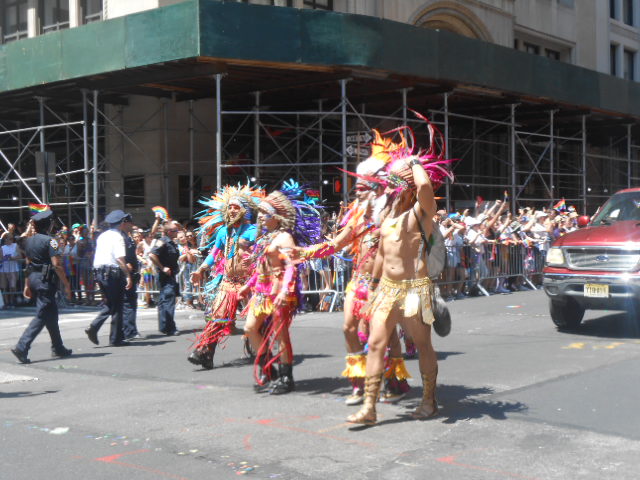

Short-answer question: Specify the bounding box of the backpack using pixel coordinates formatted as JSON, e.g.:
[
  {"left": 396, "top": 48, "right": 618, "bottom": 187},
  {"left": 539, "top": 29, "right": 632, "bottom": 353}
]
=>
[
  {"left": 426, "top": 220, "right": 446, "bottom": 280},
  {"left": 412, "top": 208, "right": 446, "bottom": 279}
]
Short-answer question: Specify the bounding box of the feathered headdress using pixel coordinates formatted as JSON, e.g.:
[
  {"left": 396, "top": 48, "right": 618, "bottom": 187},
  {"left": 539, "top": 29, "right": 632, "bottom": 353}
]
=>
[
  {"left": 340, "top": 112, "right": 455, "bottom": 193},
  {"left": 259, "top": 179, "right": 322, "bottom": 247},
  {"left": 196, "top": 183, "right": 264, "bottom": 244}
]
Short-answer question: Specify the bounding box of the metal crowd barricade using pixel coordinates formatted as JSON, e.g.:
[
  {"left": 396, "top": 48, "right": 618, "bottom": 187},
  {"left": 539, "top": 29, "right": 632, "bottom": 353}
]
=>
[
  {"left": 434, "top": 243, "right": 545, "bottom": 296},
  {"left": 0, "top": 242, "right": 547, "bottom": 311}
]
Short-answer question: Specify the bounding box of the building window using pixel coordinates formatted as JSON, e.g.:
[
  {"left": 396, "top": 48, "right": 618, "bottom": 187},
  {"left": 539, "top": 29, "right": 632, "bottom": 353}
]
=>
[
  {"left": 1, "top": 0, "right": 28, "bottom": 43},
  {"left": 524, "top": 42, "right": 540, "bottom": 55},
  {"left": 303, "top": 0, "right": 333, "bottom": 10},
  {"left": 236, "top": 0, "right": 293, "bottom": 5},
  {"left": 611, "top": 44, "right": 618, "bottom": 75},
  {"left": 178, "top": 175, "right": 202, "bottom": 208},
  {"left": 610, "top": 0, "right": 617, "bottom": 19},
  {"left": 558, "top": 0, "right": 574, "bottom": 8},
  {"left": 123, "top": 175, "right": 145, "bottom": 208},
  {"left": 623, "top": 0, "right": 634, "bottom": 25},
  {"left": 82, "top": 0, "right": 102, "bottom": 24},
  {"left": 624, "top": 49, "right": 635, "bottom": 80},
  {"left": 546, "top": 48, "right": 560, "bottom": 61},
  {"left": 39, "top": 0, "right": 69, "bottom": 34}
]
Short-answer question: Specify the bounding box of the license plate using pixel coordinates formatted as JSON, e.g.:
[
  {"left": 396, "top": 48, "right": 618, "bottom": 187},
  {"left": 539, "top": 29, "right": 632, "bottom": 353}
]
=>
[{"left": 584, "top": 283, "right": 609, "bottom": 298}]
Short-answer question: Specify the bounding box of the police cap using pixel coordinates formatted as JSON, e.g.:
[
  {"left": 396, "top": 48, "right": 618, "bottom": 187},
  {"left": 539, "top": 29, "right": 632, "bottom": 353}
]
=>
[{"left": 105, "top": 209, "right": 131, "bottom": 225}]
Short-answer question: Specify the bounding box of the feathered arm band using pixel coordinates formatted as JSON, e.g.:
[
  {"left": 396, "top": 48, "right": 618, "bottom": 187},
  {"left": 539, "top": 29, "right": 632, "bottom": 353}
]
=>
[
  {"left": 299, "top": 241, "right": 336, "bottom": 260},
  {"left": 246, "top": 271, "right": 258, "bottom": 289}
]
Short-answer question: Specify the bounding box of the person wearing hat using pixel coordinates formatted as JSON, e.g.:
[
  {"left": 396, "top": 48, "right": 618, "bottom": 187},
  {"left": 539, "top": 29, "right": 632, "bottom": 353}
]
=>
[
  {"left": 84, "top": 210, "right": 133, "bottom": 346},
  {"left": 121, "top": 216, "right": 141, "bottom": 341},
  {"left": 11, "top": 210, "right": 73, "bottom": 364},
  {"left": 148, "top": 220, "right": 182, "bottom": 336},
  {"left": 71, "top": 222, "right": 94, "bottom": 305}
]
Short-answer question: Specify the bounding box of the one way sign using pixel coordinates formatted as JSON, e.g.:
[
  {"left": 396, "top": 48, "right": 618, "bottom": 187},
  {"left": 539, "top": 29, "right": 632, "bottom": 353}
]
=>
[
  {"left": 346, "top": 132, "right": 372, "bottom": 143},
  {"left": 346, "top": 144, "right": 371, "bottom": 157}
]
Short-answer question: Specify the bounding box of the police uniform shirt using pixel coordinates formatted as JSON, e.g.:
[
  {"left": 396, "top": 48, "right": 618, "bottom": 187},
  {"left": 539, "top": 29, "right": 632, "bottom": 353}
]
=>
[
  {"left": 93, "top": 229, "right": 126, "bottom": 268},
  {"left": 25, "top": 233, "right": 58, "bottom": 266},
  {"left": 122, "top": 232, "right": 139, "bottom": 273},
  {"left": 151, "top": 235, "right": 179, "bottom": 273}
]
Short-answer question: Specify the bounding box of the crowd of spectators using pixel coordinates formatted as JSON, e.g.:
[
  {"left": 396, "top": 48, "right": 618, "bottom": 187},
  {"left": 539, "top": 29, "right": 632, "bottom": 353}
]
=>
[
  {"left": 436, "top": 198, "right": 583, "bottom": 299},
  {"left": 0, "top": 199, "right": 585, "bottom": 310}
]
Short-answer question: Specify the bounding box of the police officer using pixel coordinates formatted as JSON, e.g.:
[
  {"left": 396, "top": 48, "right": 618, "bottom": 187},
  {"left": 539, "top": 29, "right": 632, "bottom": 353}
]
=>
[
  {"left": 11, "top": 210, "right": 72, "bottom": 364},
  {"left": 122, "top": 220, "right": 141, "bottom": 340},
  {"left": 149, "top": 220, "right": 181, "bottom": 336},
  {"left": 85, "top": 210, "right": 133, "bottom": 346}
]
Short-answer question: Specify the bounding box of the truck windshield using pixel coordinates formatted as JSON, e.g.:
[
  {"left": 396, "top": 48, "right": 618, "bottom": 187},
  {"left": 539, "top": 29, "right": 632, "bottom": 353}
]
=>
[{"left": 591, "top": 191, "right": 640, "bottom": 226}]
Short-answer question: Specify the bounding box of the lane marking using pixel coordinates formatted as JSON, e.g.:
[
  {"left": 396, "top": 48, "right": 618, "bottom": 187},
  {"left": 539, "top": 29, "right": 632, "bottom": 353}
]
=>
[
  {"left": 562, "top": 342, "right": 585, "bottom": 349},
  {"left": 594, "top": 342, "right": 624, "bottom": 350}
]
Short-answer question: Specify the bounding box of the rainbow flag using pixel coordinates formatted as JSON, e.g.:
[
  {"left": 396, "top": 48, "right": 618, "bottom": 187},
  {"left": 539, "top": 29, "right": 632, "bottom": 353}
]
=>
[
  {"left": 553, "top": 198, "right": 566, "bottom": 211},
  {"left": 152, "top": 206, "right": 169, "bottom": 220},
  {"left": 29, "top": 203, "right": 50, "bottom": 215}
]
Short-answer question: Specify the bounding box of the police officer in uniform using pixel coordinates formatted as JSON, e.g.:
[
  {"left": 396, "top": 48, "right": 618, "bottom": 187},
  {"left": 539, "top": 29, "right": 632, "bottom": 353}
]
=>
[
  {"left": 85, "top": 210, "right": 133, "bottom": 346},
  {"left": 11, "top": 210, "right": 72, "bottom": 364},
  {"left": 122, "top": 220, "right": 141, "bottom": 340},
  {"left": 149, "top": 220, "right": 181, "bottom": 336}
]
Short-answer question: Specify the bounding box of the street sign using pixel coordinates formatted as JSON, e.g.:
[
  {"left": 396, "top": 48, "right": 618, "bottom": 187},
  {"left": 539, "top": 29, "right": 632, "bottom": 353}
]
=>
[
  {"left": 346, "top": 132, "right": 372, "bottom": 143},
  {"left": 346, "top": 144, "right": 371, "bottom": 157},
  {"left": 35, "top": 152, "right": 56, "bottom": 184}
]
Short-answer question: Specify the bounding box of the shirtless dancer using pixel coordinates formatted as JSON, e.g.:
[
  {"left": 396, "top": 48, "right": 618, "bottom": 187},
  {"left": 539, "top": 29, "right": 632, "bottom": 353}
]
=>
[
  {"left": 347, "top": 137, "right": 446, "bottom": 425},
  {"left": 298, "top": 143, "right": 411, "bottom": 405}
]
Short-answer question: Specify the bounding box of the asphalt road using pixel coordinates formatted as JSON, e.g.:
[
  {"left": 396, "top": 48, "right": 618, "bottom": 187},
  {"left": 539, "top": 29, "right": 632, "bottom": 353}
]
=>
[{"left": 2, "top": 290, "right": 640, "bottom": 480}]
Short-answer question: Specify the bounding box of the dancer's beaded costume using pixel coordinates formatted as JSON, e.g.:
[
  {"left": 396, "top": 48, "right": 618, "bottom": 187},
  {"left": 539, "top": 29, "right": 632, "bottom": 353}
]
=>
[
  {"left": 246, "top": 181, "right": 322, "bottom": 393},
  {"left": 189, "top": 185, "right": 262, "bottom": 369}
]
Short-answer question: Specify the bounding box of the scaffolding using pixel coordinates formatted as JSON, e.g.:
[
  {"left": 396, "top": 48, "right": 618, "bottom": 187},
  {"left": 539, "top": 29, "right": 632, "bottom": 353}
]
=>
[{"left": 0, "top": 76, "right": 638, "bottom": 227}]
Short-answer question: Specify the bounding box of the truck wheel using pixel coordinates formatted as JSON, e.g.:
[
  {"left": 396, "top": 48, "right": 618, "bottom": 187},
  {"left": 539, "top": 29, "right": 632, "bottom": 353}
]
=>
[{"left": 550, "top": 299, "right": 584, "bottom": 329}]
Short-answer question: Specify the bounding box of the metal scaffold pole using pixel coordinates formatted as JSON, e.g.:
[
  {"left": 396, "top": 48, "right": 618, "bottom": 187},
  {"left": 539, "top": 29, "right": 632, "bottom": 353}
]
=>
[
  {"left": 444, "top": 92, "right": 451, "bottom": 212},
  {"left": 254, "top": 91, "right": 260, "bottom": 184},
  {"left": 550, "top": 109, "right": 555, "bottom": 203},
  {"left": 318, "top": 99, "right": 324, "bottom": 199},
  {"left": 340, "top": 79, "right": 348, "bottom": 205},
  {"left": 38, "top": 97, "right": 47, "bottom": 204},
  {"left": 628, "top": 124, "right": 632, "bottom": 189},
  {"left": 163, "top": 99, "right": 169, "bottom": 209},
  {"left": 510, "top": 104, "right": 517, "bottom": 213},
  {"left": 216, "top": 74, "right": 223, "bottom": 190},
  {"left": 189, "top": 100, "right": 194, "bottom": 218},
  {"left": 581, "top": 115, "right": 587, "bottom": 214},
  {"left": 93, "top": 90, "right": 99, "bottom": 223}
]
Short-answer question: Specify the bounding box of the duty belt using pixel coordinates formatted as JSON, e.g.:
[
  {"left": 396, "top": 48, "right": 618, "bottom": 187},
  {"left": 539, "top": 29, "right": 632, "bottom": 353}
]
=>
[{"left": 95, "top": 265, "right": 122, "bottom": 275}]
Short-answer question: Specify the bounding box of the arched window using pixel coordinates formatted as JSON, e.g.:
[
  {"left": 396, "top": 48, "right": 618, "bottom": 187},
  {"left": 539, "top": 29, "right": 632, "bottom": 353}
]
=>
[{"left": 412, "top": 1, "right": 493, "bottom": 43}]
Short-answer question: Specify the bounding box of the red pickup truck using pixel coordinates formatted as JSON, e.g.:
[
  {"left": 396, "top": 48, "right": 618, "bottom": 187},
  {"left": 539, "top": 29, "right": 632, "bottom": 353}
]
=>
[{"left": 543, "top": 188, "right": 640, "bottom": 329}]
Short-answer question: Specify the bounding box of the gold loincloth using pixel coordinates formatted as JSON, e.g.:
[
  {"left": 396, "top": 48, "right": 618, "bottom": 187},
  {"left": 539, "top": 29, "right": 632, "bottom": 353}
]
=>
[{"left": 364, "top": 276, "right": 434, "bottom": 325}]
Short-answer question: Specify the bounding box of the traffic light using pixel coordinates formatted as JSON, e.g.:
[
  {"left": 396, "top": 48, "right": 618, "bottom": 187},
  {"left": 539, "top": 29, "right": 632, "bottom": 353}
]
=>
[{"left": 333, "top": 177, "right": 342, "bottom": 194}]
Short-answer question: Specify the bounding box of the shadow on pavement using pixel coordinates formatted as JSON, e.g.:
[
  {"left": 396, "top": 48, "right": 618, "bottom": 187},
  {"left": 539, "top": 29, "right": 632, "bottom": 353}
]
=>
[
  {"left": 436, "top": 351, "right": 463, "bottom": 361},
  {"left": 353, "top": 384, "right": 527, "bottom": 429},
  {"left": 294, "top": 376, "right": 350, "bottom": 396},
  {"left": 559, "top": 312, "right": 640, "bottom": 339},
  {"left": 292, "top": 353, "right": 332, "bottom": 367},
  {"left": 400, "top": 384, "right": 528, "bottom": 425},
  {"left": 0, "top": 390, "right": 58, "bottom": 399},
  {"left": 31, "top": 352, "right": 111, "bottom": 364}
]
